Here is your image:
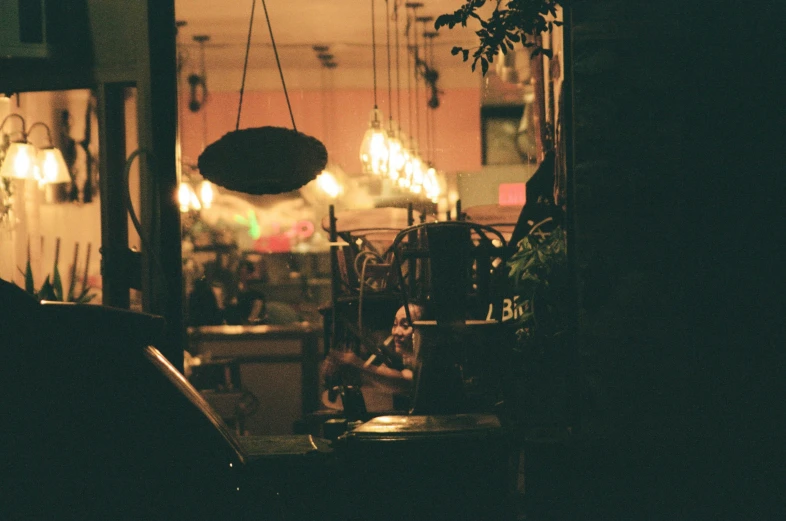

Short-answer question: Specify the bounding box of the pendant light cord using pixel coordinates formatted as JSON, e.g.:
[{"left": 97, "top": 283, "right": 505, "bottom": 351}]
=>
[
  {"left": 395, "top": 1, "right": 402, "bottom": 125},
  {"left": 406, "top": 9, "right": 413, "bottom": 144},
  {"left": 237, "top": 0, "right": 297, "bottom": 131},
  {"left": 413, "top": 13, "right": 421, "bottom": 149},
  {"left": 261, "top": 0, "right": 297, "bottom": 131},
  {"left": 372, "top": 0, "right": 379, "bottom": 110},
  {"left": 385, "top": 0, "right": 393, "bottom": 130},
  {"left": 236, "top": 0, "right": 256, "bottom": 131},
  {"left": 426, "top": 34, "right": 435, "bottom": 162}
]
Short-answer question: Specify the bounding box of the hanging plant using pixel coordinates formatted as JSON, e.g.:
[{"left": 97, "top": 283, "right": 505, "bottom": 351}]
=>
[
  {"left": 198, "top": 127, "right": 327, "bottom": 195},
  {"left": 435, "top": 0, "right": 563, "bottom": 75},
  {"left": 198, "top": 0, "right": 326, "bottom": 196}
]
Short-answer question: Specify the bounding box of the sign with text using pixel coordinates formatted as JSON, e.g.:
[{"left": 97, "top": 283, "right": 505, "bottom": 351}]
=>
[{"left": 498, "top": 183, "right": 526, "bottom": 206}]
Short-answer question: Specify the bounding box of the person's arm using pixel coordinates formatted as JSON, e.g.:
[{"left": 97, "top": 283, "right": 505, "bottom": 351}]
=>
[{"left": 322, "top": 351, "right": 412, "bottom": 394}]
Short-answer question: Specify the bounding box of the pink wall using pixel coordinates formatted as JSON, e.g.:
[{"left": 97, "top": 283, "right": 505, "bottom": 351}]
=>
[{"left": 180, "top": 87, "right": 481, "bottom": 176}]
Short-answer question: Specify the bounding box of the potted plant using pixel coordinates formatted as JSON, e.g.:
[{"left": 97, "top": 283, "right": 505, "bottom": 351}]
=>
[{"left": 20, "top": 247, "right": 95, "bottom": 304}]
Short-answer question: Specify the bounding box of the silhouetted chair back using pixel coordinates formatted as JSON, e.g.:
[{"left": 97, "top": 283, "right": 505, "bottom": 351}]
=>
[
  {"left": 461, "top": 203, "right": 523, "bottom": 244},
  {"left": 321, "top": 206, "right": 424, "bottom": 297},
  {"left": 390, "top": 221, "right": 510, "bottom": 414}
]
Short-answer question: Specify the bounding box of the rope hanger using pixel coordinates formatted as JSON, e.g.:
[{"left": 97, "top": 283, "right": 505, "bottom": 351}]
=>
[{"left": 197, "top": 0, "right": 326, "bottom": 196}]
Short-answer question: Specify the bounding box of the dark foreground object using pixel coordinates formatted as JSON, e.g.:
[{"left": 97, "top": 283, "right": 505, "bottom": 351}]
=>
[{"left": 4, "top": 297, "right": 511, "bottom": 520}]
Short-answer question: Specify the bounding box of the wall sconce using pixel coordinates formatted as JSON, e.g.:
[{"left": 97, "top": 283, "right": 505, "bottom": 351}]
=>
[{"left": 0, "top": 114, "right": 71, "bottom": 184}]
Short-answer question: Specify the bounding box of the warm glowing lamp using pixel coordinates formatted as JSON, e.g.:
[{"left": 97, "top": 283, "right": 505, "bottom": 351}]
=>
[
  {"left": 399, "top": 150, "right": 413, "bottom": 189},
  {"left": 178, "top": 183, "right": 194, "bottom": 213},
  {"left": 409, "top": 155, "right": 424, "bottom": 194},
  {"left": 36, "top": 147, "right": 71, "bottom": 184},
  {"left": 190, "top": 190, "right": 202, "bottom": 211},
  {"left": 359, "top": 108, "right": 389, "bottom": 175},
  {"left": 199, "top": 180, "right": 214, "bottom": 209},
  {"left": 386, "top": 129, "right": 405, "bottom": 182},
  {"left": 316, "top": 170, "right": 342, "bottom": 198},
  {"left": 359, "top": 0, "right": 389, "bottom": 176},
  {"left": 0, "top": 141, "right": 37, "bottom": 179},
  {"left": 424, "top": 165, "right": 440, "bottom": 201}
]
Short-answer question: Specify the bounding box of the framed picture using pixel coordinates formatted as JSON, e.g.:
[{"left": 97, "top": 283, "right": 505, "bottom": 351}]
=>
[{"left": 481, "top": 105, "right": 537, "bottom": 165}]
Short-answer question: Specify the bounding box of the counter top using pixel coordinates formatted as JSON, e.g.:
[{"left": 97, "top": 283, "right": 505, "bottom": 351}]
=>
[{"left": 188, "top": 323, "right": 317, "bottom": 339}]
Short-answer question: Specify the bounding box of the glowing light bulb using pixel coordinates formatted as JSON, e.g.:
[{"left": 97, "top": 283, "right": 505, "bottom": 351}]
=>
[
  {"left": 387, "top": 134, "right": 404, "bottom": 182},
  {"left": 36, "top": 148, "right": 71, "bottom": 184},
  {"left": 0, "top": 142, "right": 37, "bottom": 179},
  {"left": 199, "top": 180, "right": 214, "bottom": 209},
  {"left": 424, "top": 165, "right": 441, "bottom": 201},
  {"left": 190, "top": 190, "right": 201, "bottom": 211},
  {"left": 316, "top": 170, "right": 342, "bottom": 198},
  {"left": 178, "top": 183, "right": 193, "bottom": 213},
  {"left": 409, "top": 156, "right": 424, "bottom": 194},
  {"left": 359, "top": 109, "right": 389, "bottom": 175}
]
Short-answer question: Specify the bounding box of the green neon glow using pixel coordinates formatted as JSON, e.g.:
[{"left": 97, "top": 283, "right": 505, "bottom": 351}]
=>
[
  {"left": 232, "top": 210, "right": 261, "bottom": 240},
  {"left": 247, "top": 210, "right": 261, "bottom": 240}
]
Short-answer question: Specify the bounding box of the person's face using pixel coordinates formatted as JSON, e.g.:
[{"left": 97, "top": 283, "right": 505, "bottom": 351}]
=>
[{"left": 392, "top": 305, "right": 421, "bottom": 354}]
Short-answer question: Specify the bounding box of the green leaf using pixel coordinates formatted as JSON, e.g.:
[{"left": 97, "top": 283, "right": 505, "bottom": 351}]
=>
[
  {"left": 480, "top": 58, "right": 488, "bottom": 75},
  {"left": 434, "top": 14, "right": 454, "bottom": 30},
  {"left": 38, "top": 276, "right": 55, "bottom": 301},
  {"left": 24, "top": 259, "right": 34, "bottom": 294},
  {"left": 76, "top": 286, "right": 95, "bottom": 304},
  {"left": 451, "top": 46, "right": 461, "bottom": 56},
  {"left": 52, "top": 264, "right": 63, "bottom": 301}
]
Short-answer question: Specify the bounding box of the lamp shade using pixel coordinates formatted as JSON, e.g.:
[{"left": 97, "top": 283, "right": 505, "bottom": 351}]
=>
[
  {"left": 0, "top": 142, "right": 37, "bottom": 179},
  {"left": 359, "top": 109, "right": 389, "bottom": 175},
  {"left": 36, "top": 147, "right": 71, "bottom": 184}
]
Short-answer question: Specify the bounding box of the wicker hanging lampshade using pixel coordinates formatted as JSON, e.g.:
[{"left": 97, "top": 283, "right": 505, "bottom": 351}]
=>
[{"left": 197, "top": 0, "right": 327, "bottom": 195}]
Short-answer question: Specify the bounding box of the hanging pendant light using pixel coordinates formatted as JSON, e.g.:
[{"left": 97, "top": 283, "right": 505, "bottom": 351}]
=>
[
  {"left": 387, "top": 126, "right": 404, "bottom": 182},
  {"left": 387, "top": 1, "right": 409, "bottom": 184},
  {"left": 383, "top": 0, "right": 402, "bottom": 183},
  {"left": 359, "top": 0, "right": 389, "bottom": 176},
  {"left": 359, "top": 108, "right": 389, "bottom": 176},
  {"left": 400, "top": 2, "right": 421, "bottom": 191}
]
